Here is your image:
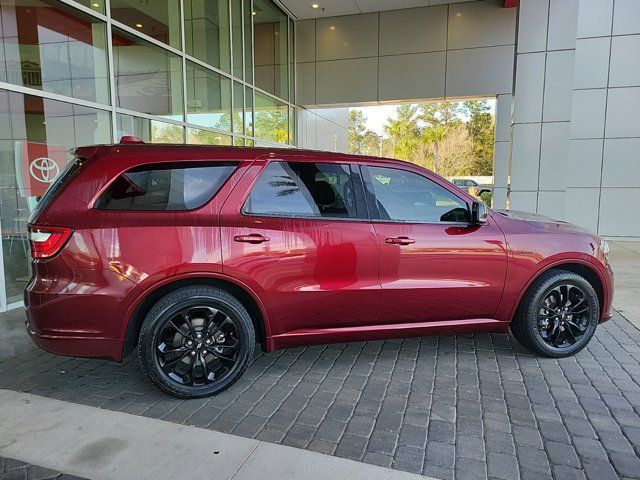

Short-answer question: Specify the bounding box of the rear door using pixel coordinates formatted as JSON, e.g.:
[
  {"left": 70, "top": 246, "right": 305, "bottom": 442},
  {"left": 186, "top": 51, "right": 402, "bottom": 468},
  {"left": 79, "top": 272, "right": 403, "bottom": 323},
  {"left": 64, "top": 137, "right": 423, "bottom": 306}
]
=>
[
  {"left": 362, "top": 163, "right": 508, "bottom": 324},
  {"left": 220, "top": 157, "right": 380, "bottom": 337}
]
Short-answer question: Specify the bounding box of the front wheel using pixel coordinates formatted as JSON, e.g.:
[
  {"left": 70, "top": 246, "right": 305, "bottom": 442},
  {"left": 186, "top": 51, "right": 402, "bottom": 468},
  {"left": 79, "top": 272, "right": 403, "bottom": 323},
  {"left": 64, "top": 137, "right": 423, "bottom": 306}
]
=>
[
  {"left": 138, "top": 286, "right": 255, "bottom": 398},
  {"left": 510, "top": 270, "right": 600, "bottom": 357}
]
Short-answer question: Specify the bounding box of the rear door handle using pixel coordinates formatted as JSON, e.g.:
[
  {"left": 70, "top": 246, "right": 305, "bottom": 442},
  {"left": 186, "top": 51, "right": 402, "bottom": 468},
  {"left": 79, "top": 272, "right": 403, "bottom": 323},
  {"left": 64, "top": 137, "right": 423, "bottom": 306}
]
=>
[
  {"left": 385, "top": 236, "right": 415, "bottom": 245},
  {"left": 233, "top": 234, "right": 270, "bottom": 244}
]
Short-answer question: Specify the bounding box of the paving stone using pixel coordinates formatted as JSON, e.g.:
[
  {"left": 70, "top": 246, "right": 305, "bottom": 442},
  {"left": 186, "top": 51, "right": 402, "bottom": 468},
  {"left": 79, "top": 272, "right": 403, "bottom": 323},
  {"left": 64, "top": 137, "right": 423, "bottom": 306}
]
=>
[
  {"left": 391, "top": 445, "right": 424, "bottom": 474},
  {"left": 428, "top": 419, "right": 455, "bottom": 444},
  {"left": 455, "top": 457, "right": 488, "bottom": 480},
  {"left": 515, "top": 446, "right": 551, "bottom": 474},
  {"left": 545, "top": 440, "right": 581, "bottom": 468},
  {"left": 487, "top": 451, "right": 519, "bottom": 480},
  {"left": 456, "top": 434, "right": 485, "bottom": 461},
  {"left": 425, "top": 441, "right": 455, "bottom": 468}
]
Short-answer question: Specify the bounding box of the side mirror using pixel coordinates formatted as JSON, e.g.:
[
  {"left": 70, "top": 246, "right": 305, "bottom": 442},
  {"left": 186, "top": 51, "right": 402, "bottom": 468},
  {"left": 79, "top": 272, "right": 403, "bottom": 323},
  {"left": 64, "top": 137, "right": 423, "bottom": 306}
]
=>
[{"left": 471, "top": 201, "right": 488, "bottom": 224}]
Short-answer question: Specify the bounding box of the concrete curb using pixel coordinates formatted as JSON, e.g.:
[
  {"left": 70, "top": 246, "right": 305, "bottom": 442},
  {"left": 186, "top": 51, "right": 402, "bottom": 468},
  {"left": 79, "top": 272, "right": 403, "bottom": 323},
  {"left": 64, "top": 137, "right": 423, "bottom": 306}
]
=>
[{"left": 0, "top": 389, "right": 432, "bottom": 480}]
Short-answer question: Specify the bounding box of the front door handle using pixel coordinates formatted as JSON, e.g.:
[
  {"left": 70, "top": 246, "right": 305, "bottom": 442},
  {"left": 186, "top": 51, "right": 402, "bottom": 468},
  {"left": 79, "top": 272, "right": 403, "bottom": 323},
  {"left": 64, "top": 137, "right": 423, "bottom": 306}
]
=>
[
  {"left": 385, "top": 236, "right": 415, "bottom": 246},
  {"left": 233, "top": 233, "right": 270, "bottom": 244}
]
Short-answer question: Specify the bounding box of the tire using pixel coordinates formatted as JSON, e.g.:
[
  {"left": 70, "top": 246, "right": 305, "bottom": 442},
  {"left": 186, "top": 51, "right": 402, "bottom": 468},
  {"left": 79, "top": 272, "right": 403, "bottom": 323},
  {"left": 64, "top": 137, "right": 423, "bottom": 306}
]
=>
[
  {"left": 138, "top": 285, "right": 255, "bottom": 398},
  {"left": 510, "top": 270, "right": 599, "bottom": 358}
]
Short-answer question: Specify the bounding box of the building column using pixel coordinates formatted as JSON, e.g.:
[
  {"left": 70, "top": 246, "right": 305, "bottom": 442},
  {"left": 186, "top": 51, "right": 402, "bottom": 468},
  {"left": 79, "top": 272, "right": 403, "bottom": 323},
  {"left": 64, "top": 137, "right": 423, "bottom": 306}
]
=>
[
  {"left": 565, "top": 0, "right": 640, "bottom": 237},
  {"left": 508, "top": 0, "right": 578, "bottom": 217},
  {"left": 492, "top": 93, "right": 512, "bottom": 209}
]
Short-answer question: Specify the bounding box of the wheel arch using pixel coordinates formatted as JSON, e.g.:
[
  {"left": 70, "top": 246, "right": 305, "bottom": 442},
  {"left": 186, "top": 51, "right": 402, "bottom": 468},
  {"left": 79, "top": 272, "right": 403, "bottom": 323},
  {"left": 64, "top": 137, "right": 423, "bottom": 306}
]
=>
[
  {"left": 511, "top": 260, "right": 605, "bottom": 321},
  {"left": 122, "top": 274, "right": 270, "bottom": 358}
]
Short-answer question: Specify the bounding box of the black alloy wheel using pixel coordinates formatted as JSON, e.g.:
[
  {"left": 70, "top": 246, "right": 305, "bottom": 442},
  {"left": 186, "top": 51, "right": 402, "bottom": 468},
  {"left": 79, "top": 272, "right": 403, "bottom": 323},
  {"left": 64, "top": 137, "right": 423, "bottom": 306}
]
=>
[
  {"left": 139, "top": 286, "right": 255, "bottom": 398},
  {"left": 511, "top": 270, "right": 599, "bottom": 358}
]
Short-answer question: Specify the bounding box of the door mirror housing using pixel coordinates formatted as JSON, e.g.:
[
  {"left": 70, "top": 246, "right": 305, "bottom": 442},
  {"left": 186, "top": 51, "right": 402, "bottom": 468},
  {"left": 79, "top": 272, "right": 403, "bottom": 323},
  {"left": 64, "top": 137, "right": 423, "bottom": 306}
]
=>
[{"left": 471, "top": 201, "right": 488, "bottom": 224}]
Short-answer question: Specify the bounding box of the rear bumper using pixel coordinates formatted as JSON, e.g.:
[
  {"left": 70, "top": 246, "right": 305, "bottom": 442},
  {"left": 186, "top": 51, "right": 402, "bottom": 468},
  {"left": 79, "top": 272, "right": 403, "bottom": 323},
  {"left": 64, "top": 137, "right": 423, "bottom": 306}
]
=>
[
  {"left": 25, "top": 317, "right": 123, "bottom": 361},
  {"left": 24, "top": 267, "right": 132, "bottom": 361}
]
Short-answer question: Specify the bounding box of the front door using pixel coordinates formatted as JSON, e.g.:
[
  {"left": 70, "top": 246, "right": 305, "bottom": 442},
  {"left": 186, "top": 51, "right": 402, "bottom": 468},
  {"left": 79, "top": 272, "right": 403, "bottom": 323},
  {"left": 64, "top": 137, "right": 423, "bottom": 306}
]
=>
[
  {"left": 220, "top": 158, "right": 380, "bottom": 337},
  {"left": 362, "top": 164, "right": 508, "bottom": 324}
]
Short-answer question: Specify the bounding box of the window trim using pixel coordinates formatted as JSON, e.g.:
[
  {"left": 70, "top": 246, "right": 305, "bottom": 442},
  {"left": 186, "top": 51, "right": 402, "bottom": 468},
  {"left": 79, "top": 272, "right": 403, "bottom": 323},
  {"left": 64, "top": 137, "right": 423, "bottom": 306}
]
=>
[
  {"left": 240, "top": 160, "right": 369, "bottom": 222},
  {"left": 92, "top": 161, "right": 239, "bottom": 212},
  {"left": 360, "top": 164, "right": 474, "bottom": 226}
]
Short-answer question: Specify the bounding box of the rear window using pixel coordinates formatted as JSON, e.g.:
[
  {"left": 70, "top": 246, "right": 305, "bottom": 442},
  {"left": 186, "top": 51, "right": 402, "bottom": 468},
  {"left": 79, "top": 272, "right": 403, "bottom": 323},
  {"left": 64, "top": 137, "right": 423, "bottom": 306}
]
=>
[
  {"left": 95, "top": 162, "right": 236, "bottom": 211},
  {"left": 31, "top": 155, "right": 85, "bottom": 218}
]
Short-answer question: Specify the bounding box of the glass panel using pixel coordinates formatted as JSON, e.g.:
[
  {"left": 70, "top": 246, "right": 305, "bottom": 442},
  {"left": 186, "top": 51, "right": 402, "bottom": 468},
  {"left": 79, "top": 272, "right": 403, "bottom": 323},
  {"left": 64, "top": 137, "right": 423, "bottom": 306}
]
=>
[
  {"left": 253, "top": 0, "right": 288, "bottom": 100},
  {"left": 117, "top": 114, "right": 184, "bottom": 143},
  {"left": 233, "top": 81, "right": 243, "bottom": 134},
  {"left": 0, "top": 1, "right": 110, "bottom": 104},
  {"left": 245, "top": 86, "right": 253, "bottom": 137},
  {"left": 112, "top": 28, "right": 183, "bottom": 119},
  {"left": 288, "top": 106, "right": 295, "bottom": 145},
  {"left": 231, "top": 0, "right": 243, "bottom": 79},
  {"left": 73, "top": 1, "right": 106, "bottom": 14},
  {"left": 244, "top": 162, "right": 357, "bottom": 219},
  {"left": 0, "top": 89, "right": 111, "bottom": 303},
  {"left": 187, "top": 128, "right": 232, "bottom": 145},
  {"left": 95, "top": 163, "right": 236, "bottom": 211},
  {"left": 184, "top": 0, "right": 230, "bottom": 73},
  {"left": 233, "top": 137, "right": 245, "bottom": 146},
  {"left": 366, "top": 166, "right": 470, "bottom": 223},
  {"left": 110, "top": 0, "right": 181, "bottom": 49},
  {"left": 254, "top": 92, "right": 287, "bottom": 144},
  {"left": 186, "top": 61, "right": 231, "bottom": 131},
  {"left": 243, "top": 0, "right": 253, "bottom": 83},
  {"left": 246, "top": 138, "right": 254, "bottom": 147}
]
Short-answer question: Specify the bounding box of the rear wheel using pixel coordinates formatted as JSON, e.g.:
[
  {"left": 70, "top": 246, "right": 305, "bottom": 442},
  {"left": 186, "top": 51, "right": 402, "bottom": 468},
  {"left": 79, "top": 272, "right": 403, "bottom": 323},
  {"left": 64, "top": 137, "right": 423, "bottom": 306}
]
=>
[
  {"left": 138, "top": 286, "right": 255, "bottom": 398},
  {"left": 511, "top": 270, "right": 599, "bottom": 357}
]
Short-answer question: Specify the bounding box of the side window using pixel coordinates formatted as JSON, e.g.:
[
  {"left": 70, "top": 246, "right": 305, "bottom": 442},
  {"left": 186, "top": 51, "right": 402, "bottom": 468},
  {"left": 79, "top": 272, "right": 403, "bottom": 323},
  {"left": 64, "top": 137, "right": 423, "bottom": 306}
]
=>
[
  {"left": 465, "top": 180, "right": 476, "bottom": 187},
  {"left": 453, "top": 179, "right": 463, "bottom": 186},
  {"left": 366, "top": 166, "right": 470, "bottom": 223},
  {"left": 95, "top": 162, "right": 236, "bottom": 211},
  {"left": 244, "top": 161, "right": 358, "bottom": 219}
]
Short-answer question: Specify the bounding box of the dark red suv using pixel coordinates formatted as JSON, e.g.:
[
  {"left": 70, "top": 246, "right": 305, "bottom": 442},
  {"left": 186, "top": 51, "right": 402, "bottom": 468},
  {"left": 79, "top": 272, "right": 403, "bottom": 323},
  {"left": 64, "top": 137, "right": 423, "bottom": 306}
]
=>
[{"left": 25, "top": 143, "right": 613, "bottom": 398}]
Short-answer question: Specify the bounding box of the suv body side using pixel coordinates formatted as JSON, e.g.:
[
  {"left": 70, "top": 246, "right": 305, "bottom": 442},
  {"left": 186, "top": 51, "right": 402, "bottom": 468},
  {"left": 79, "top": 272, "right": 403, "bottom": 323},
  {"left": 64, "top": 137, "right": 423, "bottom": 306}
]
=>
[{"left": 25, "top": 145, "right": 613, "bottom": 363}]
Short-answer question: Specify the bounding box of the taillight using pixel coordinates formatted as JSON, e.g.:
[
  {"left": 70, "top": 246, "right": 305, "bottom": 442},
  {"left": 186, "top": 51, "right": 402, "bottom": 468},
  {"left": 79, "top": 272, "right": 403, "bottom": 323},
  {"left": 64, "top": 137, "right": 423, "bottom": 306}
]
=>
[{"left": 28, "top": 226, "right": 73, "bottom": 259}]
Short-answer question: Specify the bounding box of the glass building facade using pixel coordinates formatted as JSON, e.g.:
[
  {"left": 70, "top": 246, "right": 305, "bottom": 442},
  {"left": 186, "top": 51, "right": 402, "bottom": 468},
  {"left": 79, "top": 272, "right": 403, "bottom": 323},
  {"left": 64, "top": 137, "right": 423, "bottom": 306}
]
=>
[{"left": 0, "top": 0, "right": 295, "bottom": 309}]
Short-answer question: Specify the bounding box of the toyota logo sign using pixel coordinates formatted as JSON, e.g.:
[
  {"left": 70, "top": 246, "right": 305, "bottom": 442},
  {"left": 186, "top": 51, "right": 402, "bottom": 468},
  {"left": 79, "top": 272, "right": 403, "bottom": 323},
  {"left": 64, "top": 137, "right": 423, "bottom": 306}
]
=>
[{"left": 29, "top": 157, "right": 60, "bottom": 184}]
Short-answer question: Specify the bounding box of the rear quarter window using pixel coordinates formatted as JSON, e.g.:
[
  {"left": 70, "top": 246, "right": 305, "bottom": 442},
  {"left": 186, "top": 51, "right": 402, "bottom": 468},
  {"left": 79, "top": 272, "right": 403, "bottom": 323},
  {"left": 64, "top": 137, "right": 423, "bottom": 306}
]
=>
[{"left": 95, "top": 162, "right": 237, "bottom": 211}]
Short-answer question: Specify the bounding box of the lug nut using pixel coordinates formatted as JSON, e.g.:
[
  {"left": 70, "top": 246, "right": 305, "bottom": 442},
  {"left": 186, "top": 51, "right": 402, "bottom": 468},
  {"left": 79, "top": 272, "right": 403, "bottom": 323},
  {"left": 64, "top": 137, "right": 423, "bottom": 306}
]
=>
[
  {"left": 191, "top": 350, "right": 197, "bottom": 356},
  {"left": 205, "top": 338, "right": 212, "bottom": 344},
  {"left": 186, "top": 340, "right": 193, "bottom": 347}
]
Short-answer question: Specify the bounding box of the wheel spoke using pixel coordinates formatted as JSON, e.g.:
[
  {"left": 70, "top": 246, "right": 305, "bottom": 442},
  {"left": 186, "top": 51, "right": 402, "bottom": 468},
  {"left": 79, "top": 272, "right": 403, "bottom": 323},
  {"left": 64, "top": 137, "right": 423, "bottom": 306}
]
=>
[
  {"left": 566, "top": 319, "right": 587, "bottom": 334},
  {"left": 161, "top": 351, "right": 189, "bottom": 369},
  {"left": 551, "top": 327, "right": 565, "bottom": 347},
  {"left": 157, "top": 343, "right": 188, "bottom": 356},
  {"left": 210, "top": 316, "right": 232, "bottom": 338},
  {"left": 570, "top": 306, "right": 590, "bottom": 315},
  {"left": 206, "top": 346, "right": 236, "bottom": 363}
]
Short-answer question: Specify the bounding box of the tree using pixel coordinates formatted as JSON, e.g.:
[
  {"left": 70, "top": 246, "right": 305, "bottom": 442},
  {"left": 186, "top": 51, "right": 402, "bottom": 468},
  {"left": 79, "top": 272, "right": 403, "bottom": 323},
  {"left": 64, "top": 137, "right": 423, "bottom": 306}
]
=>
[
  {"left": 347, "top": 100, "right": 496, "bottom": 177},
  {"left": 348, "top": 110, "right": 382, "bottom": 156},
  {"left": 462, "top": 100, "right": 495, "bottom": 175},
  {"left": 431, "top": 125, "right": 474, "bottom": 177},
  {"left": 384, "top": 104, "right": 423, "bottom": 161}
]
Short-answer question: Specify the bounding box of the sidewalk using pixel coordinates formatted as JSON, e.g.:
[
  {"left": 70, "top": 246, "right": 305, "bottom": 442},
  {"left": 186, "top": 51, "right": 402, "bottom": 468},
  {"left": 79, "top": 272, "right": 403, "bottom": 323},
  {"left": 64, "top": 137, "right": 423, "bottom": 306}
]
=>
[{"left": 0, "top": 389, "right": 431, "bottom": 480}]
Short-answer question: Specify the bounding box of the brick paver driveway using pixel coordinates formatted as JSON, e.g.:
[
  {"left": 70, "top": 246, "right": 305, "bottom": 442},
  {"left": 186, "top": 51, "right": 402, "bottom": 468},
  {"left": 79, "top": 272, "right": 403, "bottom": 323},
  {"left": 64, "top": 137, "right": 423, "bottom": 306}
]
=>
[{"left": 2, "top": 312, "right": 639, "bottom": 480}]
